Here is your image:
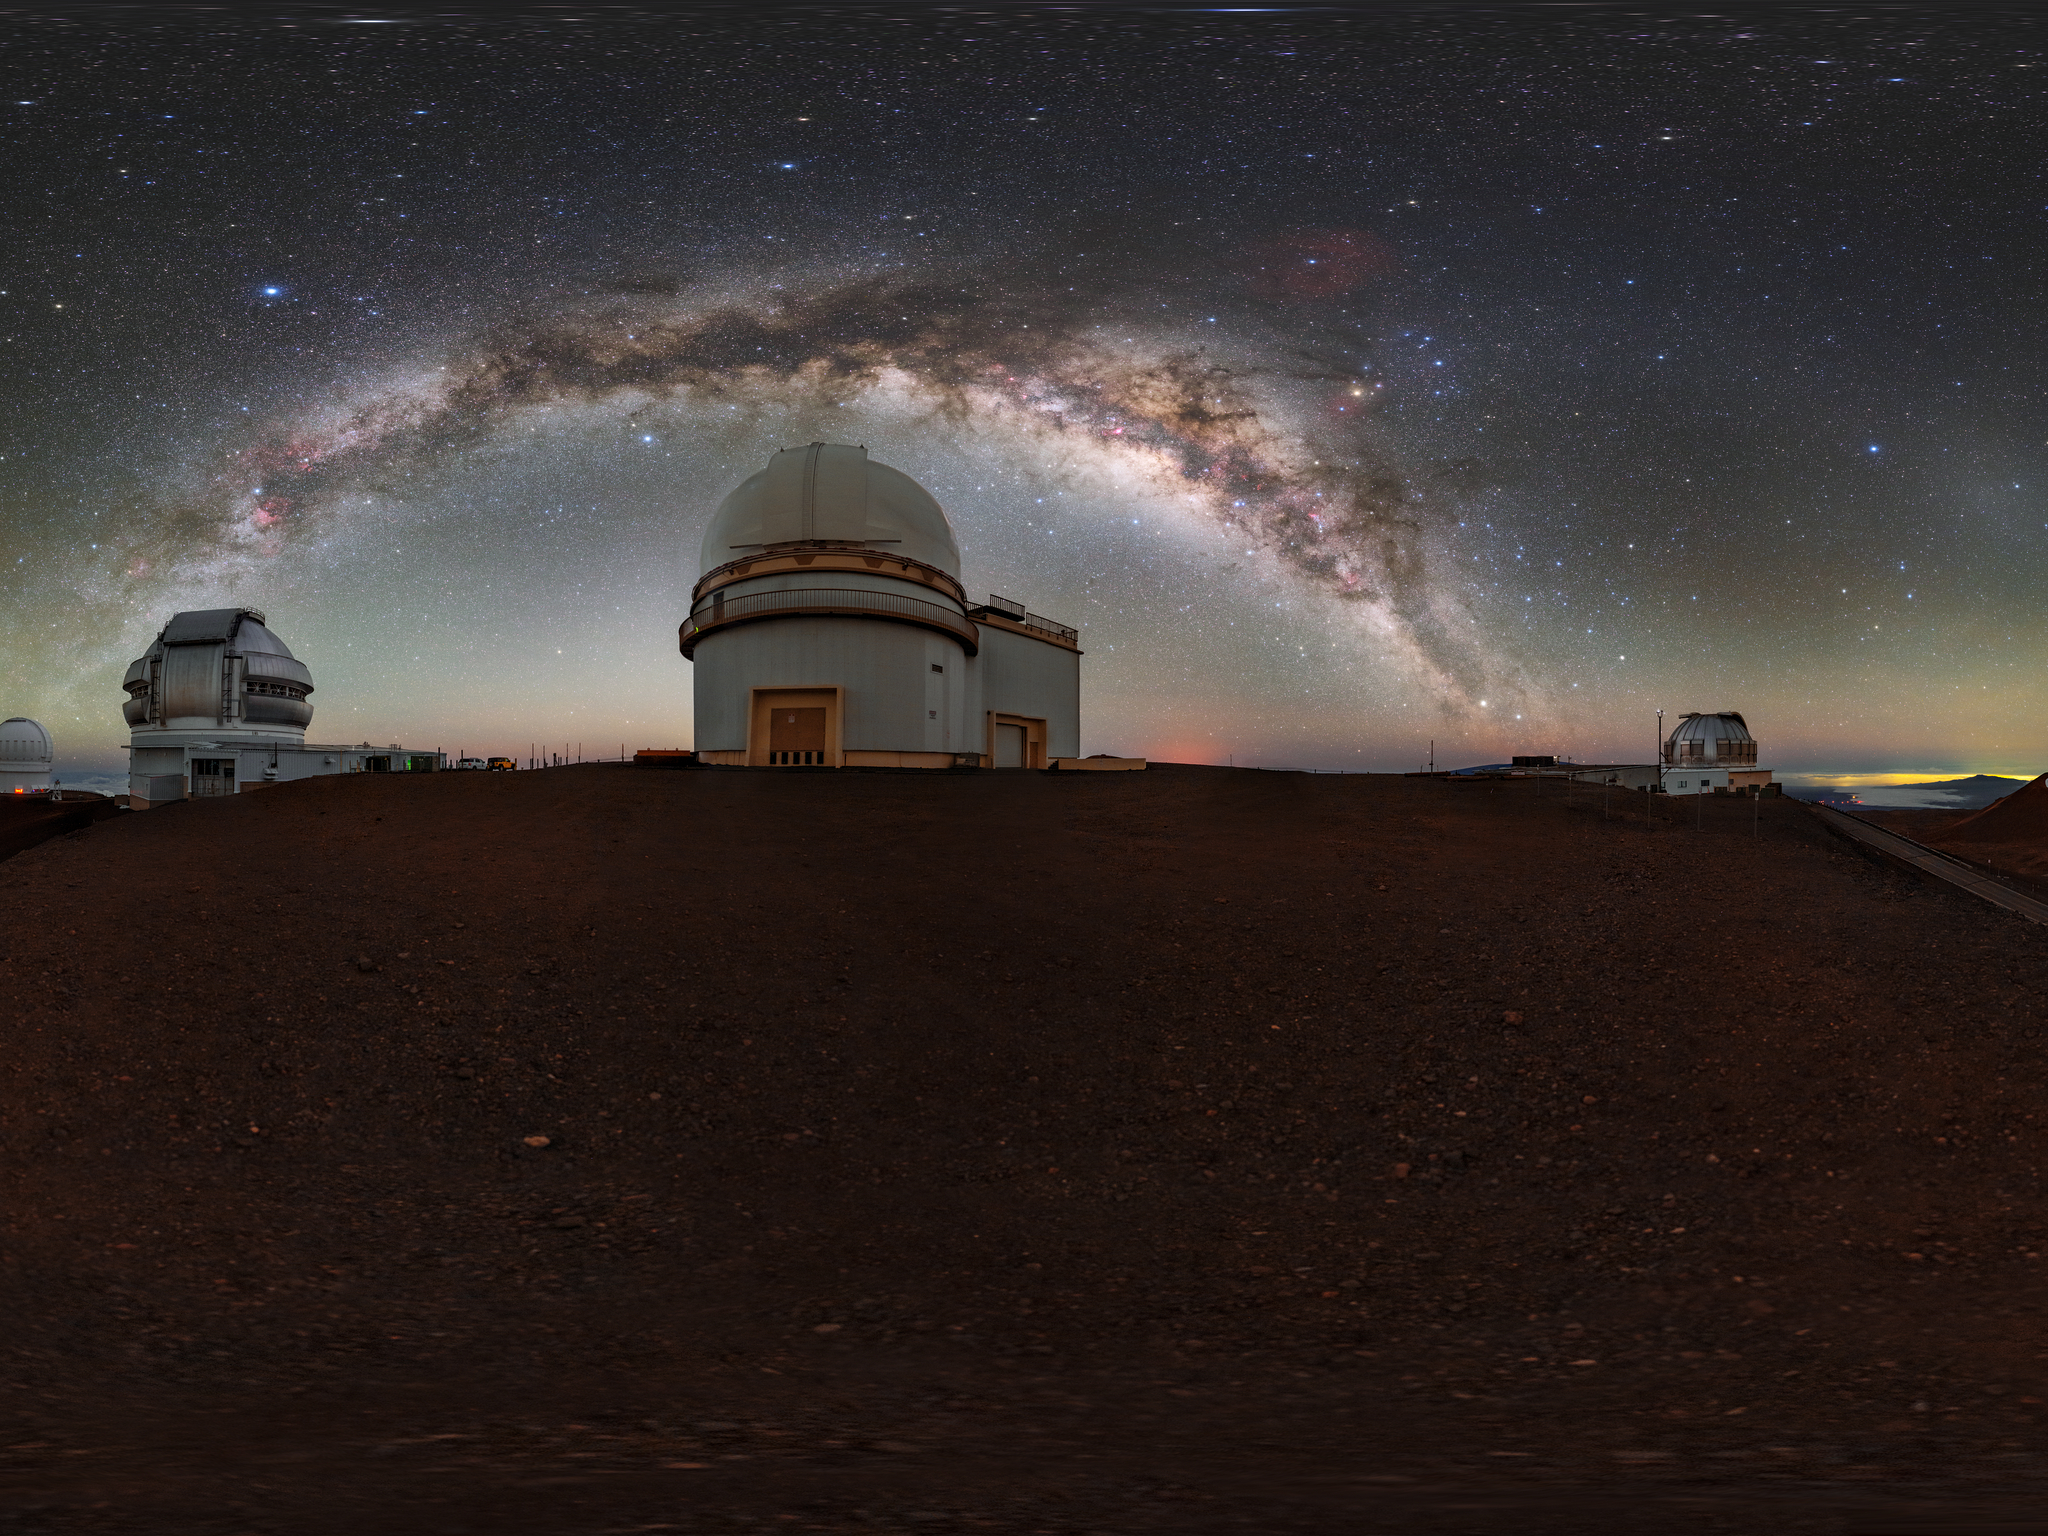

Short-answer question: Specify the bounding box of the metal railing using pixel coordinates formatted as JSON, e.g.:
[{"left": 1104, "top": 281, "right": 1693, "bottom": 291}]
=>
[
  {"left": 974, "top": 597, "right": 1078, "bottom": 645},
  {"left": 682, "top": 587, "right": 979, "bottom": 654}
]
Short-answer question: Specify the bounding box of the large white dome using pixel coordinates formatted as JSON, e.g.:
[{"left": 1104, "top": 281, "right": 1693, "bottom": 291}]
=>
[
  {"left": 0, "top": 716, "right": 53, "bottom": 793},
  {"left": 698, "top": 443, "right": 960, "bottom": 577},
  {"left": 0, "top": 717, "right": 52, "bottom": 766}
]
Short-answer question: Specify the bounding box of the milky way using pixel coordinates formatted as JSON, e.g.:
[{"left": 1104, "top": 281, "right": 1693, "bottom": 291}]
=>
[
  {"left": 13, "top": 8, "right": 2041, "bottom": 778},
  {"left": 97, "top": 274, "right": 1521, "bottom": 714}
]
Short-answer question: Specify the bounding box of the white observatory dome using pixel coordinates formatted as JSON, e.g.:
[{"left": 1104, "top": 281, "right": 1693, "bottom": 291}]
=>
[
  {"left": 698, "top": 442, "right": 961, "bottom": 577},
  {"left": 0, "top": 717, "right": 54, "bottom": 796},
  {"left": 1664, "top": 711, "right": 1757, "bottom": 767}
]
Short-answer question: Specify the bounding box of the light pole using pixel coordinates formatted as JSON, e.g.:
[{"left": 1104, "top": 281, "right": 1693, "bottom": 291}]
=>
[{"left": 1653, "top": 709, "right": 1663, "bottom": 829}]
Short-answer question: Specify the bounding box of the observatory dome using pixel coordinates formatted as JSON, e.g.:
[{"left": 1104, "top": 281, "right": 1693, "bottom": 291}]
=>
[
  {"left": 1665, "top": 711, "right": 1757, "bottom": 767},
  {"left": 122, "top": 607, "right": 315, "bottom": 735},
  {"left": 698, "top": 442, "right": 960, "bottom": 577},
  {"left": 0, "top": 717, "right": 54, "bottom": 795}
]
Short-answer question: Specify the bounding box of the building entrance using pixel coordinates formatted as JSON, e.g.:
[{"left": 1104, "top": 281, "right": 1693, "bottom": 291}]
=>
[
  {"left": 190, "top": 758, "right": 235, "bottom": 797},
  {"left": 769, "top": 707, "right": 827, "bottom": 767},
  {"left": 993, "top": 722, "right": 1026, "bottom": 769}
]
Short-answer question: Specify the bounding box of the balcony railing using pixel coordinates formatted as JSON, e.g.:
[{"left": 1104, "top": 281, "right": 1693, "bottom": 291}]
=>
[
  {"left": 681, "top": 587, "right": 979, "bottom": 656},
  {"left": 971, "top": 598, "right": 1079, "bottom": 646}
]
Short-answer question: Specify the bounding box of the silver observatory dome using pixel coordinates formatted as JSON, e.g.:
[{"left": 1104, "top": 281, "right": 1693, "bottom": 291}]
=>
[
  {"left": 1664, "top": 711, "right": 1757, "bottom": 767},
  {"left": 122, "top": 607, "right": 316, "bottom": 737}
]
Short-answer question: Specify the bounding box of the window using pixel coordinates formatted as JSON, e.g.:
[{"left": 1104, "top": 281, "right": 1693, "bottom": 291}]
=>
[{"left": 930, "top": 663, "right": 944, "bottom": 674}]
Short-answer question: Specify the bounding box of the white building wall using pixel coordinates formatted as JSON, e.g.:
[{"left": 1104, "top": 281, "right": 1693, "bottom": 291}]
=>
[
  {"left": 975, "top": 628, "right": 1081, "bottom": 759},
  {"left": 692, "top": 617, "right": 975, "bottom": 754}
]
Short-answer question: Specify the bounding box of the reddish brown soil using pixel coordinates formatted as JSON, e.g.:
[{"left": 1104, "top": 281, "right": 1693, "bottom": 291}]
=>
[
  {"left": 1846, "top": 806, "right": 1975, "bottom": 843},
  {"left": 1942, "top": 776, "right": 2048, "bottom": 845},
  {"left": 1854, "top": 790, "right": 2048, "bottom": 892},
  {"left": 0, "top": 793, "right": 119, "bottom": 864},
  {"left": 3, "top": 766, "right": 2047, "bottom": 1533}
]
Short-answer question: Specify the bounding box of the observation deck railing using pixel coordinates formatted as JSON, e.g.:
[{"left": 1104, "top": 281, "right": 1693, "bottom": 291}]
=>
[{"left": 970, "top": 598, "right": 1079, "bottom": 646}]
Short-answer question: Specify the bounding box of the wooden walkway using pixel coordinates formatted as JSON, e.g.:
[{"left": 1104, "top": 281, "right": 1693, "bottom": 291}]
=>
[{"left": 1811, "top": 803, "right": 2048, "bottom": 926}]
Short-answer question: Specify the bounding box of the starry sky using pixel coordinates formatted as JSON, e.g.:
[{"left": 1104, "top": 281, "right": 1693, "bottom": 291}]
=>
[{"left": 4, "top": 4, "right": 2045, "bottom": 781}]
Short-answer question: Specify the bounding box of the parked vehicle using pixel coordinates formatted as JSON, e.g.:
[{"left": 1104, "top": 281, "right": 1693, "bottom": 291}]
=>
[
  {"left": 486, "top": 756, "right": 516, "bottom": 772},
  {"left": 454, "top": 757, "right": 488, "bottom": 771}
]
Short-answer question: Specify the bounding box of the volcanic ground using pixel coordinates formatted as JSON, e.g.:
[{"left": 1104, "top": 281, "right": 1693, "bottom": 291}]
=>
[{"left": 2, "top": 765, "right": 2046, "bottom": 1533}]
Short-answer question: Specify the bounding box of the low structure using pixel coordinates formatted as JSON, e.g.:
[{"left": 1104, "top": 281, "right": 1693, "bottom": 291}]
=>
[
  {"left": 123, "top": 607, "right": 444, "bottom": 808},
  {"left": 683, "top": 443, "right": 1081, "bottom": 769},
  {"left": 0, "top": 717, "right": 54, "bottom": 796}
]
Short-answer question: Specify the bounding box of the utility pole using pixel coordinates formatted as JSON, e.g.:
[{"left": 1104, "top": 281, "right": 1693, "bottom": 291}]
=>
[{"left": 1653, "top": 709, "right": 1663, "bottom": 831}]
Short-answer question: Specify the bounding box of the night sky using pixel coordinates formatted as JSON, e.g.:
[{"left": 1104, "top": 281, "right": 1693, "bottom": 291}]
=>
[{"left": 4, "top": 5, "right": 2044, "bottom": 781}]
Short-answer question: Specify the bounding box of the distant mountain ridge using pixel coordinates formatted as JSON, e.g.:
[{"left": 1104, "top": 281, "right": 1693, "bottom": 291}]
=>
[
  {"left": 1786, "top": 774, "right": 2029, "bottom": 809},
  {"left": 1901, "top": 774, "right": 2030, "bottom": 808}
]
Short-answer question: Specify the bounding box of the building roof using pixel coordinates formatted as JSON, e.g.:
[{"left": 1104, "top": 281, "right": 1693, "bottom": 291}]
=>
[
  {"left": 1668, "top": 711, "right": 1754, "bottom": 745},
  {"left": 699, "top": 442, "right": 961, "bottom": 576},
  {"left": 154, "top": 608, "right": 299, "bottom": 658}
]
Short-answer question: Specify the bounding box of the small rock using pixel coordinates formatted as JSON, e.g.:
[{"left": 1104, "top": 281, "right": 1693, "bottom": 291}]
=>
[
  {"left": 813, "top": 1322, "right": 843, "bottom": 1334},
  {"left": 521, "top": 1135, "right": 552, "bottom": 1149},
  {"left": 1393, "top": 1162, "right": 1411, "bottom": 1179},
  {"left": 454, "top": 1067, "right": 475, "bottom": 1080},
  {"left": 355, "top": 956, "right": 378, "bottom": 973}
]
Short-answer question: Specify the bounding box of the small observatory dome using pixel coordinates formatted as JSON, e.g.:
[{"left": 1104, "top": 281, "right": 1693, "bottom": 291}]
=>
[
  {"left": 1665, "top": 711, "right": 1757, "bottom": 767},
  {"left": 0, "top": 717, "right": 54, "bottom": 795},
  {"left": 697, "top": 442, "right": 961, "bottom": 577},
  {"left": 122, "top": 607, "right": 315, "bottom": 737}
]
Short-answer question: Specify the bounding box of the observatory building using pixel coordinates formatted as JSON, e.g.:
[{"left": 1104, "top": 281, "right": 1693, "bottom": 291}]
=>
[
  {"left": 123, "top": 607, "right": 443, "bottom": 808},
  {"left": 1662, "top": 711, "right": 1773, "bottom": 794},
  {"left": 683, "top": 442, "right": 1082, "bottom": 769},
  {"left": 0, "top": 717, "right": 54, "bottom": 796}
]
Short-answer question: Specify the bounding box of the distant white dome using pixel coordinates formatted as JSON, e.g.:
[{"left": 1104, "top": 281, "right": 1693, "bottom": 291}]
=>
[
  {"left": 698, "top": 442, "right": 960, "bottom": 577},
  {"left": 0, "top": 717, "right": 53, "bottom": 794},
  {"left": 1665, "top": 711, "right": 1757, "bottom": 766}
]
